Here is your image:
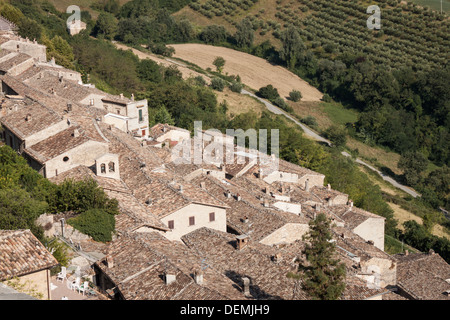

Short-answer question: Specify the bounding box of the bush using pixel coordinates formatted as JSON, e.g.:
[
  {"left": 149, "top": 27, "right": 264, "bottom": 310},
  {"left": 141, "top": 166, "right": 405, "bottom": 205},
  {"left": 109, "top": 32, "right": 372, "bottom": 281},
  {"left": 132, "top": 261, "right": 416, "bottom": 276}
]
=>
[
  {"left": 323, "top": 125, "right": 347, "bottom": 147},
  {"left": 229, "top": 81, "right": 242, "bottom": 93},
  {"left": 256, "top": 84, "right": 279, "bottom": 100},
  {"left": 273, "top": 97, "right": 293, "bottom": 112},
  {"left": 67, "top": 209, "right": 115, "bottom": 243},
  {"left": 289, "top": 89, "right": 302, "bottom": 102},
  {"left": 211, "top": 77, "right": 226, "bottom": 91}
]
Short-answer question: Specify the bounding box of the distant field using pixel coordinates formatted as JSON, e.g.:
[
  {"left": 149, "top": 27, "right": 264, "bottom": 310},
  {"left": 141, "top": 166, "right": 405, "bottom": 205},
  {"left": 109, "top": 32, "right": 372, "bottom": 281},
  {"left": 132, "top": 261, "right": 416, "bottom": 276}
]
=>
[
  {"left": 409, "top": 0, "right": 450, "bottom": 12},
  {"left": 169, "top": 43, "right": 323, "bottom": 102}
]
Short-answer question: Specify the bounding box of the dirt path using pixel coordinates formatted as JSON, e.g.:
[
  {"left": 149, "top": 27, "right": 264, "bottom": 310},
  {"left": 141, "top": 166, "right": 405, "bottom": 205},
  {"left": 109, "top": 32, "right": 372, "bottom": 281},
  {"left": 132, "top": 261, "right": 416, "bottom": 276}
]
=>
[{"left": 169, "top": 43, "right": 323, "bottom": 102}]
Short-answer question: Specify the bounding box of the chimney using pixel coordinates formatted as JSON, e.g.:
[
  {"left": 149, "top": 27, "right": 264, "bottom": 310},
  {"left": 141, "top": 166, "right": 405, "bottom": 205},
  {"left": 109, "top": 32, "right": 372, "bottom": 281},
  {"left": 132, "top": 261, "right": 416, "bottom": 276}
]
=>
[
  {"left": 305, "top": 179, "right": 310, "bottom": 192},
  {"left": 348, "top": 200, "right": 353, "bottom": 209},
  {"left": 327, "top": 184, "right": 331, "bottom": 191},
  {"left": 119, "top": 93, "right": 124, "bottom": 99},
  {"left": 67, "top": 103, "right": 72, "bottom": 112},
  {"left": 200, "top": 182, "right": 206, "bottom": 189},
  {"left": 263, "top": 199, "right": 269, "bottom": 207},
  {"left": 327, "top": 197, "right": 333, "bottom": 206},
  {"left": 242, "top": 216, "right": 249, "bottom": 224},
  {"left": 194, "top": 269, "right": 203, "bottom": 285},
  {"left": 429, "top": 249, "right": 435, "bottom": 255},
  {"left": 404, "top": 250, "right": 409, "bottom": 256},
  {"left": 106, "top": 255, "right": 114, "bottom": 268},
  {"left": 73, "top": 128, "right": 80, "bottom": 138},
  {"left": 242, "top": 277, "right": 250, "bottom": 297},
  {"left": 165, "top": 272, "right": 176, "bottom": 285},
  {"left": 179, "top": 185, "right": 183, "bottom": 193},
  {"left": 272, "top": 253, "right": 282, "bottom": 263},
  {"left": 315, "top": 203, "right": 321, "bottom": 212},
  {"left": 236, "top": 193, "right": 241, "bottom": 201},
  {"left": 258, "top": 168, "right": 263, "bottom": 178},
  {"left": 25, "top": 113, "right": 32, "bottom": 121},
  {"left": 236, "top": 234, "right": 249, "bottom": 251},
  {"left": 367, "top": 240, "right": 374, "bottom": 246},
  {"left": 226, "top": 190, "right": 232, "bottom": 199},
  {"left": 131, "top": 93, "right": 135, "bottom": 101}
]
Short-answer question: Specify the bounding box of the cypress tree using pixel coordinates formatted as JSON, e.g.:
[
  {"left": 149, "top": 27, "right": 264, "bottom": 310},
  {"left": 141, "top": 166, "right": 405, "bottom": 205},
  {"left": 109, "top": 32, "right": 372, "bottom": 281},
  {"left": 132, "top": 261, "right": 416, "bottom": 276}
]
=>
[{"left": 300, "top": 213, "right": 346, "bottom": 300}]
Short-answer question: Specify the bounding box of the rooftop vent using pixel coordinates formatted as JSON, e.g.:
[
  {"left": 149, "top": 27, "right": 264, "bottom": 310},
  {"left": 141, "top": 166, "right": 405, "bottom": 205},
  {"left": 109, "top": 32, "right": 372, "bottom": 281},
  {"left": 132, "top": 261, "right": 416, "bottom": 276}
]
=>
[
  {"left": 25, "top": 113, "right": 32, "bottom": 121},
  {"left": 194, "top": 269, "right": 203, "bottom": 285},
  {"left": 305, "top": 179, "right": 310, "bottom": 192},
  {"left": 165, "top": 272, "right": 176, "bottom": 285}
]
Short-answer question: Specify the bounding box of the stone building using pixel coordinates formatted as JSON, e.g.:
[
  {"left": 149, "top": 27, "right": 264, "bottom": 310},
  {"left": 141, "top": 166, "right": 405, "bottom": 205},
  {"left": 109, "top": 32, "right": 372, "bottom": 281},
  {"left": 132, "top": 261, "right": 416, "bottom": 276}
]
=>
[{"left": 0, "top": 230, "right": 59, "bottom": 300}]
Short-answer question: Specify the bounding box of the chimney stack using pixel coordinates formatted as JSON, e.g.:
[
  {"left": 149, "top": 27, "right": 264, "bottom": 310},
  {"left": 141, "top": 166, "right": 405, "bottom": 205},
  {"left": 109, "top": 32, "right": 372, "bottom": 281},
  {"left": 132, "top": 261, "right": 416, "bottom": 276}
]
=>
[
  {"left": 25, "top": 113, "right": 32, "bottom": 121},
  {"left": 200, "top": 182, "right": 206, "bottom": 189},
  {"left": 236, "top": 193, "right": 241, "bottom": 201},
  {"left": 242, "top": 277, "right": 250, "bottom": 297},
  {"left": 106, "top": 255, "right": 114, "bottom": 268},
  {"left": 165, "top": 272, "right": 176, "bottom": 285},
  {"left": 194, "top": 269, "right": 203, "bottom": 285},
  {"left": 226, "top": 190, "right": 232, "bottom": 199},
  {"left": 236, "top": 234, "right": 249, "bottom": 251},
  {"left": 305, "top": 179, "right": 310, "bottom": 192},
  {"left": 73, "top": 128, "right": 80, "bottom": 138},
  {"left": 327, "top": 184, "right": 331, "bottom": 191}
]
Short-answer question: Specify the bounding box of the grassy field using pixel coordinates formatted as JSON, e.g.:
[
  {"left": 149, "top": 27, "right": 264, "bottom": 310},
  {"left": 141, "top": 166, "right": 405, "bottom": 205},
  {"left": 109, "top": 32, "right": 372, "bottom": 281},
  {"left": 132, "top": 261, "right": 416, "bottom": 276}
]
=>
[{"left": 409, "top": 0, "right": 450, "bottom": 12}]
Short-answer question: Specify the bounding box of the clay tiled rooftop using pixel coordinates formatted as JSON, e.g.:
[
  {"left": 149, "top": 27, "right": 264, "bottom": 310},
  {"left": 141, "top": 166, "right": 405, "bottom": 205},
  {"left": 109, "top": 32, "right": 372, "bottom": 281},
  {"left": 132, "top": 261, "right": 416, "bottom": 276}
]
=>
[
  {"left": 24, "top": 126, "right": 91, "bottom": 163},
  {"left": 1, "top": 100, "right": 63, "bottom": 139},
  {"left": 394, "top": 251, "right": 450, "bottom": 300},
  {"left": 0, "top": 230, "right": 58, "bottom": 281},
  {"left": 95, "top": 232, "right": 247, "bottom": 300}
]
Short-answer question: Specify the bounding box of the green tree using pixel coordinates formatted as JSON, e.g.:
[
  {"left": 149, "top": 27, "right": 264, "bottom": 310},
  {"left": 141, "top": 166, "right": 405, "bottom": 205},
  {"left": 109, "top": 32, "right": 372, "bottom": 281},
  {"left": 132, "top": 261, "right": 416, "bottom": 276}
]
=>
[
  {"left": 154, "top": 106, "right": 175, "bottom": 125},
  {"left": 323, "top": 125, "right": 347, "bottom": 148},
  {"left": 234, "top": 17, "right": 254, "bottom": 48},
  {"left": 398, "top": 151, "right": 428, "bottom": 186},
  {"left": 210, "top": 77, "right": 226, "bottom": 91},
  {"left": 300, "top": 213, "right": 346, "bottom": 300},
  {"left": 93, "top": 12, "right": 117, "bottom": 40},
  {"left": 279, "top": 25, "right": 305, "bottom": 69},
  {"left": 213, "top": 56, "right": 226, "bottom": 73},
  {"left": 289, "top": 90, "right": 302, "bottom": 102}
]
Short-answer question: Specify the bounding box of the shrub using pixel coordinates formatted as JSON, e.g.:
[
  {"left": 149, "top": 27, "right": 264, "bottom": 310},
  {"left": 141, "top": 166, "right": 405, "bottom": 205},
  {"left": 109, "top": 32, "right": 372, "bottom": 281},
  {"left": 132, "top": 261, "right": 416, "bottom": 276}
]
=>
[
  {"left": 68, "top": 209, "right": 115, "bottom": 243},
  {"left": 273, "top": 97, "right": 293, "bottom": 112},
  {"left": 229, "top": 81, "right": 242, "bottom": 93},
  {"left": 211, "top": 77, "right": 226, "bottom": 91},
  {"left": 289, "top": 89, "right": 302, "bottom": 102},
  {"left": 256, "top": 84, "right": 280, "bottom": 100}
]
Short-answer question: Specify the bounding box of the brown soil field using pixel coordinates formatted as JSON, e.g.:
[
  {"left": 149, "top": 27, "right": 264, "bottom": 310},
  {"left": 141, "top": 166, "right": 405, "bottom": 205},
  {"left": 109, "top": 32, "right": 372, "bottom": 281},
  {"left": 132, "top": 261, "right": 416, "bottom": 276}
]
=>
[{"left": 168, "top": 43, "right": 323, "bottom": 102}]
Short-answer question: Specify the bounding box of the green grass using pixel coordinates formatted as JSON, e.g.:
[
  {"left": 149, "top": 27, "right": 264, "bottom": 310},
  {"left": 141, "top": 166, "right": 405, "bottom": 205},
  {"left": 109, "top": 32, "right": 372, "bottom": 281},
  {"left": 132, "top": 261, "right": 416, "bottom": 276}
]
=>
[{"left": 319, "top": 102, "right": 359, "bottom": 127}]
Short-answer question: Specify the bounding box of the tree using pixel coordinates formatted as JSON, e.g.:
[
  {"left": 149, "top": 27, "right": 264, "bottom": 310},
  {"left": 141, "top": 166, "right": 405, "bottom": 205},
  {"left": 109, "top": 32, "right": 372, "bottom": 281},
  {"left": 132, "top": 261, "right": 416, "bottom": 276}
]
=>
[
  {"left": 398, "top": 151, "right": 428, "bottom": 186},
  {"left": 256, "top": 84, "right": 279, "bottom": 100},
  {"left": 323, "top": 125, "right": 347, "bottom": 148},
  {"left": 213, "top": 56, "right": 225, "bottom": 73},
  {"left": 279, "top": 25, "right": 305, "bottom": 69},
  {"left": 300, "top": 213, "right": 346, "bottom": 300},
  {"left": 289, "top": 90, "right": 302, "bottom": 102},
  {"left": 199, "top": 25, "right": 227, "bottom": 44},
  {"left": 93, "top": 12, "right": 117, "bottom": 40},
  {"left": 234, "top": 17, "right": 254, "bottom": 48},
  {"left": 154, "top": 106, "right": 175, "bottom": 125},
  {"left": 210, "top": 77, "right": 226, "bottom": 91}
]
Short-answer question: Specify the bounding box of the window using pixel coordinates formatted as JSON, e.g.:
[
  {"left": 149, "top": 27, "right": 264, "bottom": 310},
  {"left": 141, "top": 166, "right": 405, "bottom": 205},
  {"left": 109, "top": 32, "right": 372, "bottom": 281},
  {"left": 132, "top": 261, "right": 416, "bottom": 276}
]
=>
[
  {"left": 189, "top": 216, "right": 195, "bottom": 226},
  {"left": 101, "top": 163, "right": 106, "bottom": 174},
  {"left": 138, "top": 109, "right": 143, "bottom": 122},
  {"left": 168, "top": 220, "right": 174, "bottom": 229},
  {"left": 141, "top": 129, "right": 146, "bottom": 137},
  {"left": 209, "top": 212, "right": 215, "bottom": 222},
  {"left": 63, "top": 156, "right": 69, "bottom": 162},
  {"left": 108, "top": 161, "right": 115, "bottom": 172}
]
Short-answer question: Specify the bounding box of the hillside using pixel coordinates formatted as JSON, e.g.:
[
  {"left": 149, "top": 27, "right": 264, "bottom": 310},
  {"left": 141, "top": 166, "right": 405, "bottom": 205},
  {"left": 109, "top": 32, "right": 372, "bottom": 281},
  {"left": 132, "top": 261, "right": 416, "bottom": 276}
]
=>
[
  {"left": 178, "top": 0, "right": 449, "bottom": 71},
  {"left": 169, "top": 43, "right": 323, "bottom": 101}
]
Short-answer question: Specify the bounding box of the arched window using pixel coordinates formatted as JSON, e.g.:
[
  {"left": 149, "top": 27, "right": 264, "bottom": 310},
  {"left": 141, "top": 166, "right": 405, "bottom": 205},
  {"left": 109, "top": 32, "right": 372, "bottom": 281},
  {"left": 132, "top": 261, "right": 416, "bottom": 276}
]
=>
[
  {"left": 63, "top": 156, "right": 69, "bottom": 162},
  {"left": 108, "top": 161, "right": 115, "bottom": 172},
  {"left": 101, "top": 163, "right": 106, "bottom": 174}
]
